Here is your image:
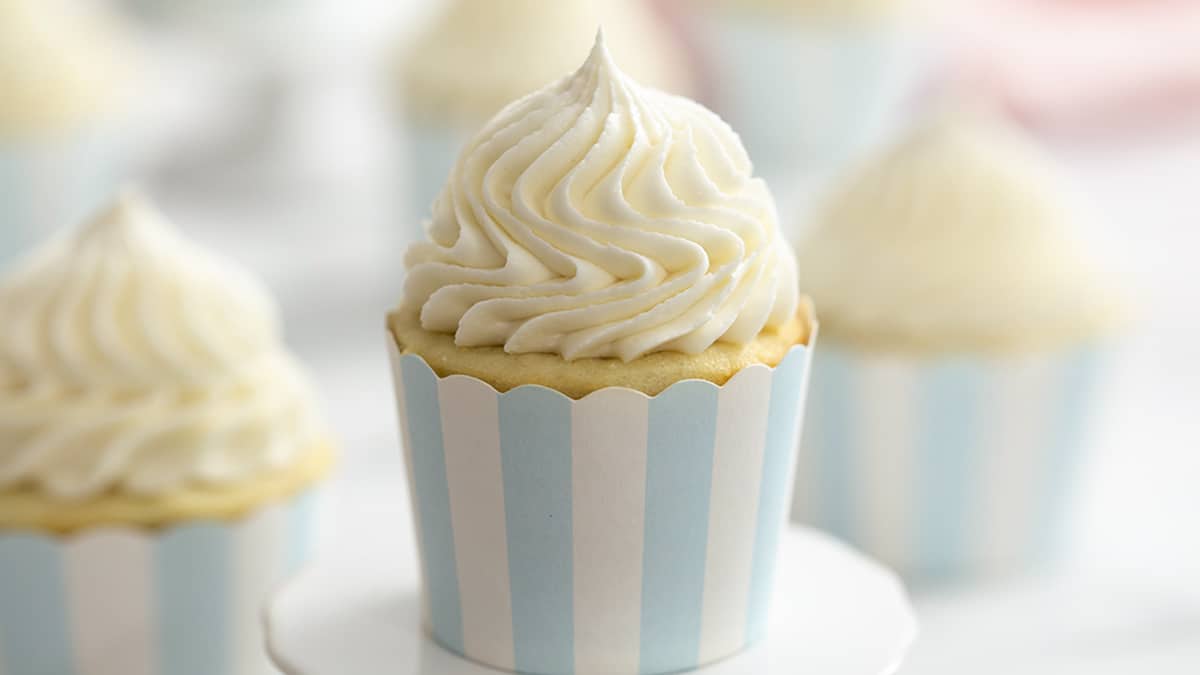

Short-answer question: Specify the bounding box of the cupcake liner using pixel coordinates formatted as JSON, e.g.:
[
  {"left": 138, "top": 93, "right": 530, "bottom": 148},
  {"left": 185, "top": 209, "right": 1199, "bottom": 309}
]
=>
[
  {"left": 0, "top": 130, "right": 121, "bottom": 268},
  {"left": 792, "top": 344, "right": 1105, "bottom": 581},
  {"left": 702, "top": 13, "right": 915, "bottom": 183},
  {"left": 387, "top": 336, "right": 814, "bottom": 675},
  {"left": 0, "top": 489, "right": 319, "bottom": 675}
]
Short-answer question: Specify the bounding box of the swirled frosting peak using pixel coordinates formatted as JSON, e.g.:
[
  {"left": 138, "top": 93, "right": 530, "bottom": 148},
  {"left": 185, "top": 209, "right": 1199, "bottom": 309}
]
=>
[
  {"left": 403, "top": 33, "right": 800, "bottom": 362},
  {"left": 400, "top": 35, "right": 796, "bottom": 362},
  {"left": 0, "top": 192, "right": 328, "bottom": 500}
]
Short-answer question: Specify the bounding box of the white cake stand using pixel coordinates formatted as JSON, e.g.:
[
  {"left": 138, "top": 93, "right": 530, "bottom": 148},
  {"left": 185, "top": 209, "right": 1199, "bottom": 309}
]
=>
[{"left": 265, "top": 526, "right": 917, "bottom": 675}]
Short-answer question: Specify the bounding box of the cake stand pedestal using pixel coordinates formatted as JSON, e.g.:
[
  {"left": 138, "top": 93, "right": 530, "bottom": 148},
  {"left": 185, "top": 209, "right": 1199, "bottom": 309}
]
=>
[{"left": 266, "top": 526, "right": 917, "bottom": 675}]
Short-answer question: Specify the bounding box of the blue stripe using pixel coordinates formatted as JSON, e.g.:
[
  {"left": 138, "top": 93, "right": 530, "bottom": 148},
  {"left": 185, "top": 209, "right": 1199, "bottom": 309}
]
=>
[
  {"left": 287, "top": 489, "right": 318, "bottom": 573},
  {"left": 0, "top": 145, "right": 30, "bottom": 270},
  {"left": 157, "top": 523, "right": 232, "bottom": 675},
  {"left": 0, "top": 534, "right": 74, "bottom": 675},
  {"left": 407, "top": 125, "right": 462, "bottom": 227},
  {"left": 639, "top": 380, "right": 719, "bottom": 674},
  {"left": 68, "top": 131, "right": 114, "bottom": 231},
  {"left": 746, "top": 347, "right": 810, "bottom": 642},
  {"left": 499, "top": 387, "right": 574, "bottom": 674},
  {"left": 812, "top": 349, "right": 857, "bottom": 541},
  {"left": 400, "top": 356, "right": 463, "bottom": 655},
  {"left": 915, "top": 360, "right": 980, "bottom": 579},
  {"left": 1036, "top": 348, "right": 1101, "bottom": 563}
]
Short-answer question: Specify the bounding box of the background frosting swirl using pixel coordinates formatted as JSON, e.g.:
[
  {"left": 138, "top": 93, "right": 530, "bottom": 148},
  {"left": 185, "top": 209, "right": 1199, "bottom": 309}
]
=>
[
  {"left": 0, "top": 0, "right": 136, "bottom": 136},
  {"left": 403, "top": 34, "right": 799, "bottom": 362},
  {"left": 797, "top": 111, "right": 1128, "bottom": 352},
  {"left": 0, "top": 194, "right": 326, "bottom": 500}
]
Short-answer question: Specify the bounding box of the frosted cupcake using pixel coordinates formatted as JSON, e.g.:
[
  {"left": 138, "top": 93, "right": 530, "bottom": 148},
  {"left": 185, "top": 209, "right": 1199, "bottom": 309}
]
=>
[
  {"left": 395, "top": 0, "right": 693, "bottom": 232},
  {"left": 0, "top": 0, "right": 137, "bottom": 268},
  {"left": 388, "top": 34, "right": 816, "bottom": 675},
  {"left": 693, "top": 0, "right": 920, "bottom": 184},
  {"left": 791, "top": 112, "right": 1128, "bottom": 581},
  {"left": 0, "top": 193, "right": 335, "bottom": 674}
]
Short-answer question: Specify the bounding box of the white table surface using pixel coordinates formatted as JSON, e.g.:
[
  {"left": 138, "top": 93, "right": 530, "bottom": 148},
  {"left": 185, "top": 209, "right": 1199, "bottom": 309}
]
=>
[
  {"left": 111, "top": 1, "right": 1200, "bottom": 672},
  {"left": 266, "top": 526, "right": 917, "bottom": 675}
]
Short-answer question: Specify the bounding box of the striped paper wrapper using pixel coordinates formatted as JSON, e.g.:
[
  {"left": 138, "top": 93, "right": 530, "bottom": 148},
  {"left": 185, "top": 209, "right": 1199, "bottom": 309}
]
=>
[
  {"left": 793, "top": 344, "right": 1105, "bottom": 582},
  {"left": 387, "top": 337, "right": 814, "bottom": 675},
  {"left": 700, "top": 12, "right": 915, "bottom": 184},
  {"left": 0, "top": 489, "right": 319, "bottom": 675},
  {"left": 0, "top": 130, "right": 122, "bottom": 269}
]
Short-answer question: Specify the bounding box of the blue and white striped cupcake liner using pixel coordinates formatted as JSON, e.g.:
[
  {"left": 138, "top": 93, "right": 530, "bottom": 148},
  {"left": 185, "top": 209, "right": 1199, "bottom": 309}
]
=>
[
  {"left": 387, "top": 337, "right": 814, "bottom": 675},
  {"left": 0, "top": 489, "right": 319, "bottom": 675},
  {"left": 793, "top": 344, "right": 1105, "bottom": 581},
  {"left": 0, "top": 130, "right": 121, "bottom": 269},
  {"left": 701, "top": 13, "right": 915, "bottom": 186}
]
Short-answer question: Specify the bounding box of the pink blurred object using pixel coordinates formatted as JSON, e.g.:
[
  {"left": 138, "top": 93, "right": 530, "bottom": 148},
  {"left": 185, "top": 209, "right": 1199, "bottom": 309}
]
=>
[
  {"left": 646, "top": 0, "right": 717, "bottom": 104},
  {"left": 942, "top": 0, "right": 1200, "bottom": 134}
]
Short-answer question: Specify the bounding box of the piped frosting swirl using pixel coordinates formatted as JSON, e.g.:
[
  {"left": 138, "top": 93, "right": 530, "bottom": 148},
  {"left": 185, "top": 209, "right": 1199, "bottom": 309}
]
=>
[
  {"left": 403, "top": 33, "right": 799, "bottom": 362},
  {"left": 0, "top": 193, "right": 327, "bottom": 500}
]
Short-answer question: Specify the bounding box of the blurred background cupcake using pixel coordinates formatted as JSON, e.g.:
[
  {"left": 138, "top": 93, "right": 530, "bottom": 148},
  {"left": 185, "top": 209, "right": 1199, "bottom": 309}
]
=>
[
  {"left": 0, "top": 192, "right": 335, "bottom": 674},
  {"left": 690, "top": 0, "right": 925, "bottom": 192},
  {"left": 391, "top": 0, "right": 695, "bottom": 231},
  {"left": 790, "top": 110, "right": 1130, "bottom": 582},
  {"left": 0, "top": 0, "right": 138, "bottom": 269}
]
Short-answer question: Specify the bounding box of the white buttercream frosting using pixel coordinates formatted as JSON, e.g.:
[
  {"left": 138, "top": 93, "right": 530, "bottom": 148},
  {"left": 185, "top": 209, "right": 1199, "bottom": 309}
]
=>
[
  {"left": 0, "top": 193, "right": 327, "bottom": 500},
  {"left": 798, "top": 112, "right": 1128, "bottom": 352},
  {"left": 400, "top": 0, "right": 692, "bottom": 124},
  {"left": 403, "top": 34, "right": 800, "bottom": 362},
  {"left": 0, "top": 0, "right": 136, "bottom": 136}
]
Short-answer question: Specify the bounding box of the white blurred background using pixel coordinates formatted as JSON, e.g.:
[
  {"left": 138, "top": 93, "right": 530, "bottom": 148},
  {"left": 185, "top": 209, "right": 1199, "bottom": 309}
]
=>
[{"left": 3, "top": 0, "right": 1199, "bottom": 672}]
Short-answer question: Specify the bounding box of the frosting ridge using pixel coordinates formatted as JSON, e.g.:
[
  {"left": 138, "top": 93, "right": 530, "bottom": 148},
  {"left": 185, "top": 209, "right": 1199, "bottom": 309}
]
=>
[{"left": 403, "top": 33, "right": 799, "bottom": 362}]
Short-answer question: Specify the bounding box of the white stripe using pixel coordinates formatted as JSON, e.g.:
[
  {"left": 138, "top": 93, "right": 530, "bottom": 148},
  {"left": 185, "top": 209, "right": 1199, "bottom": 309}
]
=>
[
  {"left": 439, "top": 375, "right": 514, "bottom": 670},
  {"left": 232, "top": 503, "right": 289, "bottom": 675},
  {"left": 790, "top": 352, "right": 825, "bottom": 526},
  {"left": 975, "top": 354, "right": 1058, "bottom": 574},
  {"left": 387, "top": 340, "right": 431, "bottom": 627},
  {"left": 698, "top": 367, "right": 773, "bottom": 664},
  {"left": 854, "top": 356, "right": 918, "bottom": 572},
  {"left": 572, "top": 389, "right": 648, "bottom": 675},
  {"left": 65, "top": 530, "right": 156, "bottom": 675}
]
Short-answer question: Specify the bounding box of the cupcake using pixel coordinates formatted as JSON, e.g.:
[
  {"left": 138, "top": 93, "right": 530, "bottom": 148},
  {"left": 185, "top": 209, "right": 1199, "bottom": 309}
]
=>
[
  {"left": 387, "top": 34, "right": 817, "bottom": 675},
  {"left": 0, "top": 192, "right": 335, "bottom": 674},
  {"left": 394, "top": 0, "right": 694, "bottom": 233},
  {"left": 0, "top": 0, "right": 137, "bottom": 268},
  {"left": 692, "top": 0, "right": 920, "bottom": 185},
  {"left": 791, "top": 111, "right": 1128, "bottom": 581}
]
